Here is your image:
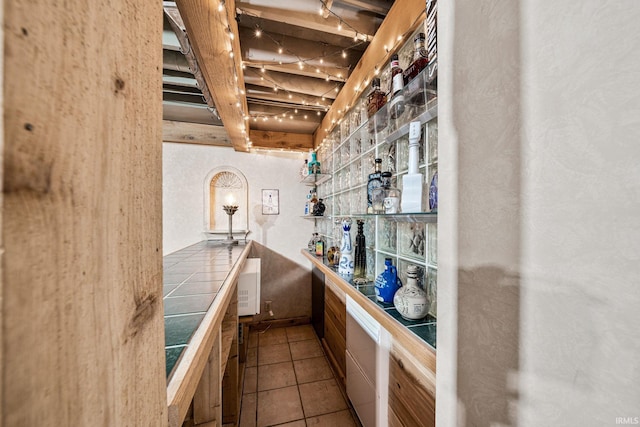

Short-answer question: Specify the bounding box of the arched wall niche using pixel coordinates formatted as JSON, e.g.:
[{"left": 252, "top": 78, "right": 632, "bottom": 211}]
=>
[{"left": 203, "top": 167, "right": 249, "bottom": 237}]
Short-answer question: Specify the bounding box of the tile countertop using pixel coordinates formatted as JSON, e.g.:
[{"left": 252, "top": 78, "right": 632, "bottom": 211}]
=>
[
  {"left": 301, "top": 250, "right": 437, "bottom": 353},
  {"left": 163, "top": 241, "right": 249, "bottom": 379}
]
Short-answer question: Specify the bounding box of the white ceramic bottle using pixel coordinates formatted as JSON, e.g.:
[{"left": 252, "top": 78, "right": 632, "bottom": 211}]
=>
[{"left": 393, "top": 264, "right": 429, "bottom": 320}]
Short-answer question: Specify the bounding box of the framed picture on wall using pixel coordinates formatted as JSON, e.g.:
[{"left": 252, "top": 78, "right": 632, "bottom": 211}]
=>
[{"left": 262, "top": 189, "right": 279, "bottom": 215}]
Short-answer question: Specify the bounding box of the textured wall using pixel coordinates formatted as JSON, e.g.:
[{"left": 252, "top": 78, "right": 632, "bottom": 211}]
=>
[
  {"left": 438, "top": 1, "right": 640, "bottom": 426},
  {"left": 162, "top": 143, "right": 313, "bottom": 319}
]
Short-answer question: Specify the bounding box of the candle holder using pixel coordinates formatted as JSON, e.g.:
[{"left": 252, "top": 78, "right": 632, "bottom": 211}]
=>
[{"left": 222, "top": 204, "right": 239, "bottom": 245}]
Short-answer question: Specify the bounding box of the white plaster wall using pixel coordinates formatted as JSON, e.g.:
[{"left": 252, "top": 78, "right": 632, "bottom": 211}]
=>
[
  {"left": 438, "top": 1, "right": 640, "bottom": 426},
  {"left": 162, "top": 143, "right": 313, "bottom": 268}
]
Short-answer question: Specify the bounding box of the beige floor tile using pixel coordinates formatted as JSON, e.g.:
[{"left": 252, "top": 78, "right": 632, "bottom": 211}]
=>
[
  {"left": 259, "top": 327, "right": 288, "bottom": 347},
  {"left": 289, "top": 339, "right": 324, "bottom": 360},
  {"left": 257, "top": 386, "right": 304, "bottom": 427},
  {"left": 244, "top": 366, "right": 257, "bottom": 394},
  {"left": 293, "top": 356, "right": 333, "bottom": 384},
  {"left": 285, "top": 324, "right": 317, "bottom": 342},
  {"left": 305, "top": 410, "right": 359, "bottom": 427},
  {"left": 248, "top": 331, "right": 259, "bottom": 349},
  {"left": 257, "top": 361, "right": 297, "bottom": 391},
  {"left": 258, "top": 343, "right": 292, "bottom": 365},
  {"left": 239, "top": 392, "right": 257, "bottom": 427},
  {"left": 299, "top": 379, "right": 347, "bottom": 418},
  {"left": 247, "top": 347, "right": 258, "bottom": 367}
]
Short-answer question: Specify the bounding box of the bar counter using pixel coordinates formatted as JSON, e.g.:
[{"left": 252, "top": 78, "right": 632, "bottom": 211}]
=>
[
  {"left": 301, "top": 249, "right": 436, "bottom": 363},
  {"left": 163, "top": 240, "right": 252, "bottom": 426}
]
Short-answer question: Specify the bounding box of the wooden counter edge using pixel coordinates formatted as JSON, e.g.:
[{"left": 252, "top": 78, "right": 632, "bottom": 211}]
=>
[
  {"left": 167, "top": 242, "right": 253, "bottom": 427},
  {"left": 301, "top": 249, "right": 436, "bottom": 373}
]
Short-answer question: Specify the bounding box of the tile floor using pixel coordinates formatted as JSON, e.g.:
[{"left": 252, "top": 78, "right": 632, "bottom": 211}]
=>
[{"left": 240, "top": 324, "right": 361, "bottom": 427}]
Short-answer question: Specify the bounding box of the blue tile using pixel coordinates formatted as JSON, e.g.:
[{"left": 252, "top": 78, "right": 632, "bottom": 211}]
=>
[
  {"left": 171, "top": 281, "right": 223, "bottom": 297},
  {"left": 163, "top": 284, "right": 179, "bottom": 297},
  {"left": 407, "top": 323, "right": 437, "bottom": 349},
  {"left": 164, "top": 313, "right": 205, "bottom": 346},
  {"left": 166, "top": 346, "right": 186, "bottom": 378},
  {"left": 164, "top": 294, "right": 216, "bottom": 316}
]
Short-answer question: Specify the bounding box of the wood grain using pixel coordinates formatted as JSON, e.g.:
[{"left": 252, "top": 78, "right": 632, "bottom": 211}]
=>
[
  {"left": 2, "top": 0, "right": 165, "bottom": 425},
  {"left": 388, "top": 343, "right": 436, "bottom": 427},
  {"left": 324, "top": 285, "right": 347, "bottom": 387},
  {"left": 313, "top": 0, "right": 426, "bottom": 147},
  {"left": 163, "top": 120, "right": 232, "bottom": 146},
  {"left": 193, "top": 330, "right": 222, "bottom": 425},
  {"left": 249, "top": 130, "right": 314, "bottom": 151},
  {"left": 176, "top": 0, "right": 249, "bottom": 151}
]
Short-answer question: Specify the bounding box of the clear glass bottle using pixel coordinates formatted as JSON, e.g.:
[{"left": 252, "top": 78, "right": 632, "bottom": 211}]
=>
[
  {"left": 388, "top": 54, "right": 405, "bottom": 120},
  {"left": 403, "top": 32, "right": 429, "bottom": 106},
  {"left": 301, "top": 159, "right": 309, "bottom": 178},
  {"left": 367, "top": 158, "right": 383, "bottom": 213},
  {"left": 371, "top": 170, "right": 390, "bottom": 214},
  {"left": 367, "top": 77, "right": 387, "bottom": 133},
  {"left": 382, "top": 171, "right": 402, "bottom": 214}
]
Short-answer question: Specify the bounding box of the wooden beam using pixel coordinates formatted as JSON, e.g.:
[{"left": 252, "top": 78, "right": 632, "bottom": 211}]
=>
[
  {"left": 237, "top": 1, "right": 375, "bottom": 42},
  {"left": 163, "top": 120, "right": 232, "bottom": 146},
  {"left": 313, "top": 0, "right": 426, "bottom": 147},
  {"left": 2, "top": 0, "right": 165, "bottom": 425},
  {"left": 176, "top": 0, "right": 249, "bottom": 152},
  {"left": 249, "top": 130, "right": 314, "bottom": 151}
]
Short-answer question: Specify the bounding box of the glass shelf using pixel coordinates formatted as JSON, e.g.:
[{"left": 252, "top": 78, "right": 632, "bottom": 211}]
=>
[
  {"left": 348, "top": 212, "right": 437, "bottom": 223},
  {"left": 301, "top": 173, "right": 331, "bottom": 186},
  {"left": 302, "top": 215, "right": 325, "bottom": 220}
]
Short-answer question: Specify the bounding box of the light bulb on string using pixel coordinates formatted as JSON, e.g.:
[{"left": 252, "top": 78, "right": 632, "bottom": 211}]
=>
[
  {"left": 342, "top": 50, "right": 347, "bottom": 58},
  {"left": 218, "top": 0, "right": 225, "bottom": 12},
  {"left": 255, "top": 27, "right": 262, "bottom": 37},
  {"left": 337, "top": 21, "right": 342, "bottom": 31},
  {"left": 278, "top": 46, "right": 283, "bottom": 54}
]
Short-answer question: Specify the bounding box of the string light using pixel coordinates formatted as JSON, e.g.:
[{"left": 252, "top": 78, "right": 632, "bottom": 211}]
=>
[
  {"left": 341, "top": 50, "right": 347, "bottom": 58},
  {"left": 218, "top": 0, "right": 225, "bottom": 12},
  {"left": 337, "top": 21, "right": 342, "bottom": 31},
  {"left": 255, "top": 27, "right": 262, "bottom": 37},
  {"left": 278, "top": 47, "right": 283, "bottom": 54}
]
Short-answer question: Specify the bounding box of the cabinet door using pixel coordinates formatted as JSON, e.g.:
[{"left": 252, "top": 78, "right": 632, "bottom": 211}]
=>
[
  {"left": 323, "top": 283, "right": 346, "bottom": 385},
  {"left": 388, "top": 344, "right": 435, "bottom": 427}
]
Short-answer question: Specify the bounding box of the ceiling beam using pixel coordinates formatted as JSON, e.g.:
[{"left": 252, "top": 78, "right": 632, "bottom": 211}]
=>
[
  {"left": 163, "top": 120, "right": 232, "bottom": 146},
  {"left": 249, "top": 130, "right": 314, "bottom": 151},
  {"left": 236, "top": 1, "right": 376, "bottom": 42},
  {"left": 337, "top": 0, "right": 391, "bottom": 16},
  {"left": 175, "top": 0, "right": 249, "bottom": 151},
  {"left": 313, "top": 0, "right": 426, "bottom": 147},
  {"left": 243, "top": 69, "right": 338, "bottom": 99}
]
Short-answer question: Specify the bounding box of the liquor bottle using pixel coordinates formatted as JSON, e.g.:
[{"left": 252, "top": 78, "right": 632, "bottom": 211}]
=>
[
  {"left": 367, "top": 77, "right": 387, "bottom": 133},
  {"left": 301, "top": 159, "right": 309, "bottom": 179},
  {"left": 308, "top": 151, "right": 321, "bottom": 174},
  {"left": 366, "top": 158, "right": 383, "bottom": 213},
  {"left": 382, "top": 172, "right": 402, "bottom": 214},
  {"left": 403, "top": 33, "right": 429, "bottom": 106},
  {"left": 304, "top": 191, "right": 312, "bottom": 215},
  {"left": 315, "top": 235, "right": 325, "bottom": 257},
  {"left": 308, "top": 232, "right": 318, "bottom": 251},
  {"left": 372, "top": 171, "right": 401, "bottom": 214},
  {"left": 388, "top": 54, "right": 405, "bottom": 120},
  {"left": 354, "top": 220, "right": 366, "bottom": 278}
]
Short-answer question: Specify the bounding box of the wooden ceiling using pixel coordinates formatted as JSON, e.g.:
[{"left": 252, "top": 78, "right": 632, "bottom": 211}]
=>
[{"left": 162, "top": 0, "right": 426, "bottom": 152}]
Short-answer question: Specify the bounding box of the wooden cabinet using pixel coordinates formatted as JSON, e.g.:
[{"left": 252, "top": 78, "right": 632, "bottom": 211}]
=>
[
  {"left": 388, "top": 342, "right": 435, "bottom": 427},
  {"left": 322, "top": 278, "right": 347, "bottom": 388}
]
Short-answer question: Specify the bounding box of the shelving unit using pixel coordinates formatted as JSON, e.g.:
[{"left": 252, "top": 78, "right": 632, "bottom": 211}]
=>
[{"left": 314, "top": 25, "right": 438, "bottom": 318}]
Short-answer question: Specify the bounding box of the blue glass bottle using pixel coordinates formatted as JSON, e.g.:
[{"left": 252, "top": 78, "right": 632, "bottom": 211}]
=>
[{"left": 374, "top": 258, "right": 401, "bottom": 303}]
